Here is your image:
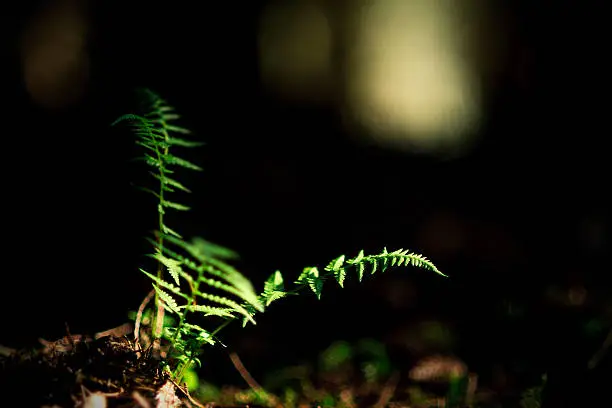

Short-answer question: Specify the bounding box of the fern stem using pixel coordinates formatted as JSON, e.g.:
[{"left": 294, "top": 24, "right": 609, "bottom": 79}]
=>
[
  {"left": 210, "top": 318, "right": 234, "bottom": 339},
  {"left": 153, "top": 121, "right": 170, "bottom": 340},
  {"left": 169, "top": 274, "right": 196, "bottom": 349}
]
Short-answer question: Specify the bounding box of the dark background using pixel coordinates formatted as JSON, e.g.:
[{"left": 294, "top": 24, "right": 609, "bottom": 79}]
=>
[{"left": 1, "top": 0, "right": 610, "bottom": 403}]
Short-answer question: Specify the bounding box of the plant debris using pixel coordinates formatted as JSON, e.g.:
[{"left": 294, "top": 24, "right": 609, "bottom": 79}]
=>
[{"left": 0, "top": 329, "right": 198, "bottom": 408}]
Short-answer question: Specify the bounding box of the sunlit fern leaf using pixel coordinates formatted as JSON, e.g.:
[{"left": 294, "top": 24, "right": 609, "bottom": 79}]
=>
[
  {"left": 168, "top": 137, "right": 205, "bottom": 148},
  {"left": 200, "top": 261, "right": 260, "bottom": 309},
  {"left": 347, "top": 248, "right": 445, "bottom": 278},
  {"left": 325, "top": 255, "right": 346, "bottom": 288},
  {"left": 176, "top": 267, "right": 194, "bottom": 286},
  {"left": 181, "top": 323, "right": 217, "bottom": 346},
  {"left": 358, "top": 262, "right": 365, "bottom": 282},
  {"left": 162, "top": 200, "right": 190, "bottom": 211},
  {"left": 179, "top": 304, "right": 235, "bottom": 319},
  {"left": 194, "top": 291, "right": 256, "bottom": 325},
  {"left": 152, "top": 253, "right": 182, "bottom": 286},
  {"left": 148, "top": 239, "right": 195, "bottom": 267},
  {"left": 153, "top": 285, "right": 181, "bottom": 315},
  {"left": 163, "top": 235, "right": 240, "bottom": 261},
  {"left": 163, "top": 154, "right": 202, "bottom": 171},
  {"left": 196, "top": 273, "right": 262, "bottom": 313},
  {"left": 151, "top": 173, "right": 191, "bottom": 193},
  {"left": 165, "top": 124, "right": 191, "bottom": 134},
  {"left": 153, "top": 113, "right": 180, "bottom": 121},
  {"left": 159, "top": 238, "right": 259, "bottom": 303},
  {"left": 190, "top": 237, "right": 240, "bottom": 260},
  {"left": 164, "top": 325, "right": 216, "bottom": 348},
  {"left": 261, "top": 270, "right": 291, "bottom": 307},
  {"left": 291, "top": 248, "right": 445, "bottom": 301},
  {"left": 136, "top": 141, "right": 157, "bottom": 152},
  {"left": 143, "top": 264, "right": 256, "bottom": 324},
  {"left": 161, "top": 224, "right": 183, "bottom": 239},
  {"left": 296, "top": 267, "right": 323, "bottom": 299},
  {"left": 161, "top": 236, "right": 262, "bottom": 311},
  {"left": 144, "top": 154, "right": 162, "bottom": 168},
  {"left": 161, "top": 251, "right": 260, "bottom": 312},
  {"left": 146, "top": 239, "right": 260, "bottom": 315},
  {"left": 140, "top": 270, "right": 189, "bottom": 301}
]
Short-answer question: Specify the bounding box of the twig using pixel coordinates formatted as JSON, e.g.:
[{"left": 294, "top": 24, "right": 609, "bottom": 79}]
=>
[
  {"left": 229, "top": 351, "right": 279, "bottom": 406},
  {"left": 229, "top": 351, "right": 264, "bottom": 391},
  {"left": 95, "top": 323, "right": 133, "bottom": 340},
  {"left": 373, "top": 371, "right": 400, "bottom": 408},
  {"left": 135, "top": 289, "right": 155, "bottom": 349},
  {"left": 168, "top": 378, "right": 206, "bottom": 408}
]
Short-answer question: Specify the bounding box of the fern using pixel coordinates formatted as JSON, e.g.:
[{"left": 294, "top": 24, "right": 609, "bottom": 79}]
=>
[
  {"left": 240, "top": 248, "right": 445, "bottom": 327},
  {"left": 113, "top": 89, "right": 262, "bottom": 382},
  {"left": 115, "top": 89, "right": 446, "bottom": 385}
]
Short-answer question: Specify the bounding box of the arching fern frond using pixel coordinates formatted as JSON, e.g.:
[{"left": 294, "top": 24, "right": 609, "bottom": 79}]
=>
[
  {"left": 148, "top": 235, "right": 262, "bottom": 312},
  {"left": 250, "top": 248, "right": 446, "bottom": 322}
]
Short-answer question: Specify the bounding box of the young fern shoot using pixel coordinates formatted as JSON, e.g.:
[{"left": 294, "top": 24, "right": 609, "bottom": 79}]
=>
[
  {"left": 114, "top": 89, "right": 445, "bottom": 385},
  {"left": 112, "top": 89, "right": 203, "bottom": 341},
  {"left": 112, "top": 90, "right": 263, "bottom": 378}
]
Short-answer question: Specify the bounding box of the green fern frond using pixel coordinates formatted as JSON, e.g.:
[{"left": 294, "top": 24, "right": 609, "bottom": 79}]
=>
[
  {"left": 144, "top": 249, "right": 261, "bottom": 323},
  {"left": 190, "top": 237, "right": 239, "bottom": 260},
  {"left": 326, "top": 255, "right": 347, "bottom": 287},
  {"left": 196, "top": 273, "right": 260, "bottom": 310},
  {"left": 180, "top": 323, "right": 217, "bottom": 345},
  {"left": 258, "top": 248, "right": 445, "bottom": 309},
  {"left": 164, "top": 124, "right": 192, "bottom": 134},
  {"left": 313, "top": 247, "right": 445, "bottom": 295},
  {"left": 195, "top": 291, "right": 256, "bottom": 325},
  {"left": 143, "top": 261, "right": 257, "bottom": 324},
  {"left": 339, "top": 247, "right": 445, "bottom": 279},
  {"left": 152, "top": 253, "right": 182, "bottom": 286},
  {"left": 200, "top": 259, "right": 261, "bottom": 309},
  {"left": 153, "top": 285, "right": 182, "bottom": 315},
  {"left": 162, "top": 200, "right": 190, "bottom": 211},
  {"left": 296, "top": 267, "right": 324, "bottom": 299},
  {"left": 162, "top": 154, "right": 202, "bottom": 171},
  {"left": 152, "top": 174, "right": 191, "bottom": 193},
  {"left": 161, "top": 224, "right": 183, "bottom": 239},
  {"left": 261, "top": 270, "right": 292, "bottom": 306},
  {"left": 161, "top": 236, "right": 261, "bottom": 309},
  {"left": 179, "top": 304, "right": 235, "bottom": 318},
  {"left": 150, "top": 236, "right": 262, "bottom": 312},
  {"left": 140, "top": 270, "right": 189, "bottom": 301},
  {"left": 168, "top": 137, "right": 205, "bottom": 148},
  {"left": 165, "top": 324, "right": 216, "bottom": 348},
  {"left": 163, "top": 234, "right": 241, "bottom": 262}
]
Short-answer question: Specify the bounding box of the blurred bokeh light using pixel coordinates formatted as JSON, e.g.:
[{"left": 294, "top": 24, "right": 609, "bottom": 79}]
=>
[
  {"left": 258, "top": 1, "right": 334, "bottom": 102},
  {"left": 20, "top": 0, "right": 90, "bottom": 109},
  {"left": 257, "top": 0, "right": 503, "bottom": 157},
  {"left": 345, "top": 0, "right": 482, "bottom": 156}
]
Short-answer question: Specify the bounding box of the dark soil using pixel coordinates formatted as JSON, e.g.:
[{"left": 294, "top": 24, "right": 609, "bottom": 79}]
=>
[
  {"left": 0, "top": 331, "right": 199, "bottom": 408},
  {"left": 2, "top": 320, "right": 610, "bottom": 408}
]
